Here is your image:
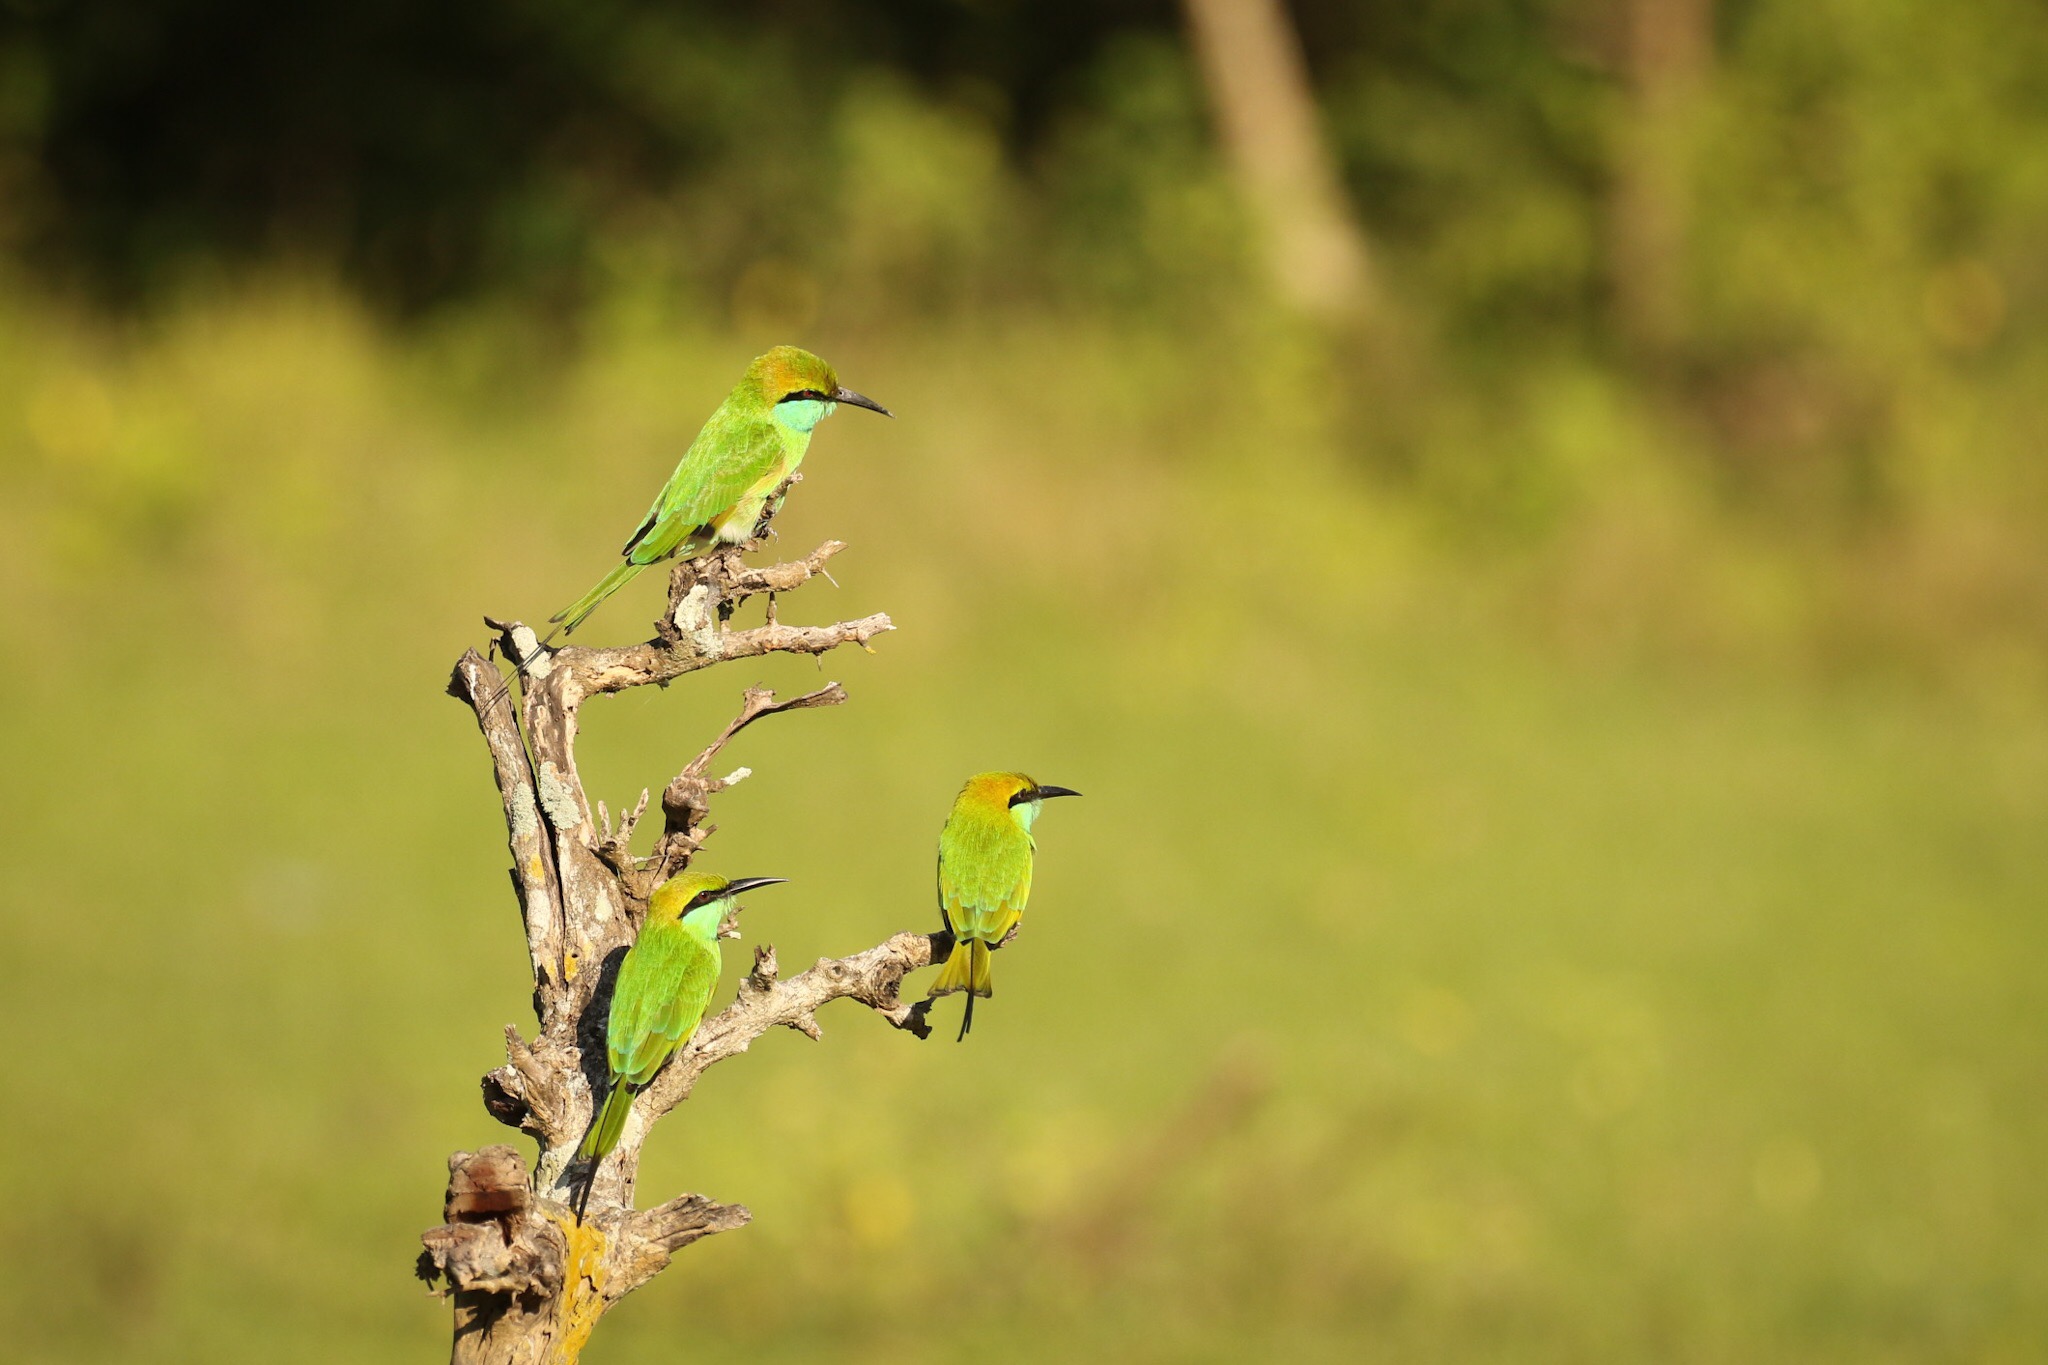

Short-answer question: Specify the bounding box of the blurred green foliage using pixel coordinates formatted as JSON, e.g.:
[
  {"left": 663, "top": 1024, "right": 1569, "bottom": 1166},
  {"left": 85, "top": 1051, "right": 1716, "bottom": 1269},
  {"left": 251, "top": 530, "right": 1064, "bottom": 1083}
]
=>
[{"left": 1, "top": 1, "right": 2046, "bottom": 1361}]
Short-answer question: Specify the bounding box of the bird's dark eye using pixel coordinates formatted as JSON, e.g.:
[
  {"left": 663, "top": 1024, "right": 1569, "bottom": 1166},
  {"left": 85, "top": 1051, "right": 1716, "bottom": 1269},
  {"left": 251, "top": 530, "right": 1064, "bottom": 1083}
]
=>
[
  {"left": 683, "top": 887, "right": 725, "bottom": 911},
  {"left": 779, "top": 389, "right": 831, "bottom": 404},
  {"left": 1007, "top": 788, "right": 1036, "bottom": 807}
]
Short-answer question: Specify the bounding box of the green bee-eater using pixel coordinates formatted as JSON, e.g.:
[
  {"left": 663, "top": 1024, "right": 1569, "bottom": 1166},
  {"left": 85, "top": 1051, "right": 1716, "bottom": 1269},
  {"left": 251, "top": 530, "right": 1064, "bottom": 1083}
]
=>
[
  {"left": 553, "top": 346, "right": 891, "bottom": 636},
  {"left": 927, "top": 772, "right": 1080, "bottom": 1041},
  {"left": 573, "top": 871, "right": 786, "bottom": 1218}
]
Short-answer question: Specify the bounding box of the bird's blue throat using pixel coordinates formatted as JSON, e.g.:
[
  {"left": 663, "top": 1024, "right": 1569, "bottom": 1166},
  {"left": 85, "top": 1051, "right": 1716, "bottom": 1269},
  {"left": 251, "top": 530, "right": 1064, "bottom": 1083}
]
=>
[{"left": 773, "top": 398, "right": 835, "bottom": 433}]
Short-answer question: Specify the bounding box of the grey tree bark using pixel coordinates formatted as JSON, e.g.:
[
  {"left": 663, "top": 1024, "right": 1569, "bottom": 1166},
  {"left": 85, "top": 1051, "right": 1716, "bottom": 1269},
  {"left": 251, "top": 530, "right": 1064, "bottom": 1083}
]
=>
[{"left": 418, "top": 526, "right": 940, "bottom": 1364}]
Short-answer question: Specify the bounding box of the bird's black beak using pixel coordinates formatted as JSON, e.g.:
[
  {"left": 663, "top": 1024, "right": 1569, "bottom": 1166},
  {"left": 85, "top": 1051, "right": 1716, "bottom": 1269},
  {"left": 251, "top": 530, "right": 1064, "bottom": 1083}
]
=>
[
  {"left": 833, "top": 385, "right": 893, "bottom": 417},
  {"left": 1028, "top": 785, "right": 1082, "bottom": 801},
  {"left": 716, "top": 877, "right": 786, "bottom": 940}
]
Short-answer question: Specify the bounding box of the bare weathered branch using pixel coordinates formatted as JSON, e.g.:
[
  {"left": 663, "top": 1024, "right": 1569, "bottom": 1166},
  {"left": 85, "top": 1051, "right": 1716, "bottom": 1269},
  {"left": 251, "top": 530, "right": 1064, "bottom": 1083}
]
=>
[
  {"left": 613, "top": 1194, "right": 754, "bottom": 1297},
  {"left": 673, "top": 535, "right": 846, "bottom": 610},
  {"left": 594, "top": 789, "right": 649, "bottom": 877},
  {"left": 482, "top": 1025, "right": 567, "bottom": 1142},
  {"left": 461, "top": 546, "right": 891, "bottom": 1009},
  {"left": 563, "top": 609, "right": 892, "bottom": 701},
  {"left": 644, "top": 930, "right": 942, "bottom": 1123},
  {"left": 450, "top": 649, "right": 564, "bottom": 995},
  {"left": 433, "top": 538, "right": 929, "bottom": 1363},
  {"left": 653, "top": 682, "right": 849, "bottom": 873},
  {"left": 420, "top": 1147, "right": 569, "bottom": 1365}
]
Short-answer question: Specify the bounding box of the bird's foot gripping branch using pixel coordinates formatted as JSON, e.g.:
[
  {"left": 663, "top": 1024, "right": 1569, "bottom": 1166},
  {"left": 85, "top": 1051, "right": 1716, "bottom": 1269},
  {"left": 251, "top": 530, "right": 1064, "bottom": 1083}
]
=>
[{"left": 425, "top": 541, "right": 929, "bottom": 1365}]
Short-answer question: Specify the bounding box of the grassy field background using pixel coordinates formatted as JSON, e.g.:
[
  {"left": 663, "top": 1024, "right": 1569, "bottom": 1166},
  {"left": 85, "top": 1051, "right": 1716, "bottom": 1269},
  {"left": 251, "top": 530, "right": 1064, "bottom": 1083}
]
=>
[{"left": 0, "top": 286, "right": 2042, "bottom": 1361}]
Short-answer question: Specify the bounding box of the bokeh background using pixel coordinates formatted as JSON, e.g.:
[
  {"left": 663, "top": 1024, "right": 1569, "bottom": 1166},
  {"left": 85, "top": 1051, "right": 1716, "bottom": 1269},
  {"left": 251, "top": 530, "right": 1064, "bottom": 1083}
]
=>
[{"left": 3, "top": 1, "right": 2046, "bottom": 1360}]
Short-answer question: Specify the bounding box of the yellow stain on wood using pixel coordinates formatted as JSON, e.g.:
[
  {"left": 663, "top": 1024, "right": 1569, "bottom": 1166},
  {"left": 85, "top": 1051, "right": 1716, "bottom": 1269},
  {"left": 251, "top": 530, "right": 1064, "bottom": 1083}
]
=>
[{"left": 545, "top": 1211, "right": 609, "bottom": 1365}]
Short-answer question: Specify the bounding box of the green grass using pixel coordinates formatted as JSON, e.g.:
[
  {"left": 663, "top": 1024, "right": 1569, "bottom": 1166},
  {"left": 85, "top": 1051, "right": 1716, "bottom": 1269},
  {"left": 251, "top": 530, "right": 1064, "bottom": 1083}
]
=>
[{"left": 0, "top": 290, "right": 2043, "bottom": 1361}]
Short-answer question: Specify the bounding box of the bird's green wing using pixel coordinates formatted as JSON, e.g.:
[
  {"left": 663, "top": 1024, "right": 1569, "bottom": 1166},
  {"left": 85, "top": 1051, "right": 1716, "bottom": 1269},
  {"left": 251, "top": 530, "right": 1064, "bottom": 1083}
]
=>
[
  {"left": 606, "top": 925, "right": 723, "bottom": 1087},
  {"left": 939, "top": 809, "right": 1034, "bottom": 945},
  {"left": 623, "top": 410, "right": 789, "bottom": 565}
]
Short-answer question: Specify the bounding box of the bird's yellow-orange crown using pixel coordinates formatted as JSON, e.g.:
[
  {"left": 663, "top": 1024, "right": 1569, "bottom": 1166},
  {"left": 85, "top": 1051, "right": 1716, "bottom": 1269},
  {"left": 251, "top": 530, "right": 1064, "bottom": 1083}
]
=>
[
  {"left": 956, "top": 772, "right": 1038, "bottom": 812},
  {"left": 748, "top": 346, "right": 839, "bottom": 404},
  {"left": 648, "top": 871, "right": 731, "bottom": 920}
]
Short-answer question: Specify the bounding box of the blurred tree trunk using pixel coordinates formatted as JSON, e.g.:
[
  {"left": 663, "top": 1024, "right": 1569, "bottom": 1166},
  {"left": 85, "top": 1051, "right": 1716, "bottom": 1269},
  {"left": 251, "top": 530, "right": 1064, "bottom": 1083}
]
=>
[
  {"left": 1179, "top": 0, "right": 1376, "bottom": 325},
  {"left": 1609, "top": 0, "right": 1714, "bottom": 359}
]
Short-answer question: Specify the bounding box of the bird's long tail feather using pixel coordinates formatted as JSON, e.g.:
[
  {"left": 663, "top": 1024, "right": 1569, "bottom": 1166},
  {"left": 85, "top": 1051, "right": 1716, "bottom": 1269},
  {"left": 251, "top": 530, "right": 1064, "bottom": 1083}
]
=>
[
  {"left": 928, "top": 937, "right": 993, "bottom": 1042},
  {"left": 476, "top": 557, "right": 645, "bottom": 716},
  {"left": 573, "top": 1164, "right": 598, "bottom": 1223},
  {"left": 475, "top": 621, "right": 562, "bottom": 716},
  {"left": 571, "top": 1080, "right": 637, "bottom": 1223},
  {"left": 580, "top": 1080, "right": 635, "bottom": 1163},
  {"left": 553, "top": 559, "right": 648, "bottom": 635}
]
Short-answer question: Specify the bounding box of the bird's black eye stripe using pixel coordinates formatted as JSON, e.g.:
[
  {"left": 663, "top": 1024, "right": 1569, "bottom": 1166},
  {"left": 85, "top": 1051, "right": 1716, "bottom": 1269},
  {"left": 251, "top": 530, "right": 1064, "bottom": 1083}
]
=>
[
  {"left": 1008, "top": 788, "right": 1037, "bottom": 807},
  {"left": 683, "top": 888, "right": 725, "bottom": 912},
  {"left": 779, "top": 388, "right": 831, "bottom": 404}
]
